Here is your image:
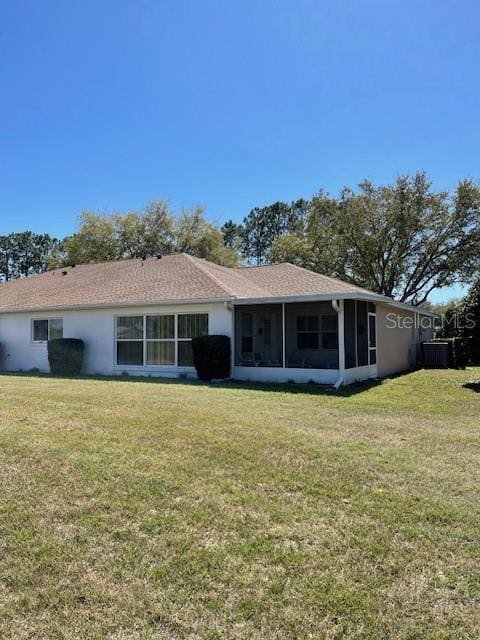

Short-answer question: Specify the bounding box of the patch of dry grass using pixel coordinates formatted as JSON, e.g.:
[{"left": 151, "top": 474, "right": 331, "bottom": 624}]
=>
[{"left": 0, "top": 369, "right": 479, "bottom": 639}]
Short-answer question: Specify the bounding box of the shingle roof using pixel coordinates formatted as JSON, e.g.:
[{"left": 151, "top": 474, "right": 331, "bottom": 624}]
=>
[{"left": 0, "top": 253, "right": 377, "bottom": 312}]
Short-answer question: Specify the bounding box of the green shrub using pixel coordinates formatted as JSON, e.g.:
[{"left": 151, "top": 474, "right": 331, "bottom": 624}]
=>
[
  {"left": 467, "top": 336, "right": 480, "bottom": 365},
  {"left": 450, "top": 337, "right": 467, "bottom": 369},
  {"left": 191, "top": 335, "right": 230, "bottom": 381},
  {"left": 47, "top": 338, "right": 85, "bottom": 375}
]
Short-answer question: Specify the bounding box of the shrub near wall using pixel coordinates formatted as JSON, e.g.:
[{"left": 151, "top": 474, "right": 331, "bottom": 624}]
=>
[
  {"left": 47, "top": 338, "right": 85, "bottom": 375},
  {"left": 191, "top": 335, "right": 231, "bottom": 381}
]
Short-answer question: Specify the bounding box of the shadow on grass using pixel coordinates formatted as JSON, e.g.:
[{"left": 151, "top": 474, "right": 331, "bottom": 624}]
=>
[
  {"left": 0, "top": 369, "right": 386, "bottom": 397},
  {"left": 463, "top": 380, "right": 480, "bottom": 393}
]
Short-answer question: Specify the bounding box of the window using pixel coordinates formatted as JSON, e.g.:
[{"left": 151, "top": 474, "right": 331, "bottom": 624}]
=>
[
  {"left": 146, "top": 315, "right": 175, "bottom": 365},
  {"left": 33, "top": 319, "right": 48, "bottom": 342},
  {"left": 117, "top": 341, "right": 143, "bottom": 366},
  {"left": 117, "top": 316, "right": 143, "bottom": 339},
  {"left": 296, "top": 315, "right": 338, "bottom": 350},
  {"left": 178, "top": 314, "right": 208, "bottom": 339},
  {"left": 116, "top": 315, "right": 143, "bottom": 365},
  {"left": 32, "top": 318, "right": 63, "bottom": 342},
  {"left": 297, "top": 316, "right": 319, "bottom": 349},
  {"left": 115, "top": 313, "right": 208, "bottom": 367},
  {"left": 177, "top": 313, "right": 208, "bottom": 366},
  {"left": 321, "top": 315, "right": 338, "bottom": 350}
]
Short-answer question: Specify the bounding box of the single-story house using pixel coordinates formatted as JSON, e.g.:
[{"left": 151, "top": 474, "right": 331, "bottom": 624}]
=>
[{"left": 0, "top": 253, "right": 435, "bottom": 386}]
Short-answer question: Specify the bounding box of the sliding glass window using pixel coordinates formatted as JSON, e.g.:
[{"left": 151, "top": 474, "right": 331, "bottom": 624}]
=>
[
  {"left": 32, "top": 318, "right": 63, "bottom": 342},
  {"left": 116, "top": 316, "right": 143, "bottom": 365},
  {"left": 178, "top": 313, "right": 209, "bottom": 366},
  {"left": 116, "top": 313, "right": 208, "bottom": 367},
  {"left": 146, "top": 315, "right": 175, "bottom": 365}
]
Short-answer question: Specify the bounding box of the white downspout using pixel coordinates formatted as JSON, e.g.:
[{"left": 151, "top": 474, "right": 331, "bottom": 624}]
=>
[{"left": 332, "top": 299, "right": 345, "bottom": 389}]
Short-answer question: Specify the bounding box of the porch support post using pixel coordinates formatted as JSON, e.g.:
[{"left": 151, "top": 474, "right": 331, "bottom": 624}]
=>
[
  {"left": 333, "top": 299, "right": 345, "bottom": 374},
  {"left": 282, "top": 302, "right": 286, "bottom": 368},
  {"left": 230, "top": 302, "right": 235, "bottom": 375}
]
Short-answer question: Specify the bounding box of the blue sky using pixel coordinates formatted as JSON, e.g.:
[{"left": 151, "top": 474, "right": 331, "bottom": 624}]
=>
[{"left": 1, "top": 1, "right": 479, "bottom": 302}]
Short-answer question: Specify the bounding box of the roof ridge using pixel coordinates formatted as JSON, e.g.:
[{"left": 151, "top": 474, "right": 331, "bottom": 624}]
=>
[
  {"left": 187, "top": 255, "right": 275, "bottom": 298},
  {"left": 183, "top": 254, "right": 237, "bottom": 297},
  {"left": 234, "top": 263, "right": 274, "bottom": 270},
  {"left": 234, "top": 262, "right": 299, "bottom": 271},
  {"left": 56, "top": 253, "right": 188, "bottom": 269},
  {"left": 285, "top": 261, "right": 370, "bottom": 292}
]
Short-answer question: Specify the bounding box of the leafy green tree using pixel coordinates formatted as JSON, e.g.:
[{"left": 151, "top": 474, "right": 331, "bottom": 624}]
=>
[
  {"left": 269, "top": 174, "right": 480, "bottom": 304},
  {"left": 139, "top": 200, "right": 175, "bottom": 256},
  {"left": 268, "top": 191, "right": 337, "bottom": 271},
  {"left": 174, "top": 207, "right": 238, "bottom": 266},
  {"left": 430, "top": 298, "right": 464, "bottom": 338},
  {"left": 49, "top": 202, "right": 238, "bottom": 268},
  {"left": 221, "top": 220, "right": 244, "bottom": 252},
  {"left": 268, "top": 234, "right": 314, "bottom": 268},
  {"left": 50, "top": 213, "right": 119, "bottom": 267},
  {"left": 242, "top": 200, "right": 308, "bottom": 264},
  {"left": 0, "top": 232, "right": 58, "bottom": 281},
  {"left": 459, "top": 280, "right": 480, "bottom": 363},
  {"left": 115, "top": 200, "right": 174, "bottom": 258}
]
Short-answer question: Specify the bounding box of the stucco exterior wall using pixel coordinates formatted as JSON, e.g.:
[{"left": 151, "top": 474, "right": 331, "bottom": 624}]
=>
[
  {"left": 0, "top": 297, "right": 434, "bottom": 385},
  {"left": 0, "top": 301, "right": 232, "bottom": 377},
  {"left": 343, "top": 364, "right": 377, "bottom": 385},
  {"left": 376, "top": 303, "right": 434, "bottom": 377},
  {"left": 233, "top": 365, "right": 339, "bottom": 385}
]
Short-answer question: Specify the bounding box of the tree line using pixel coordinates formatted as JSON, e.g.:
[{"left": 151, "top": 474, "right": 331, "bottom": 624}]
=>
[
  {"left": 434, "top": 282, "right": 480, "bottom": 364},
  {"left": 0, "top": 232, "right": 58, "bottom": 281},
  {"left": 0, "top": 202, "right": 237, "bottom": 282},
  {"left": 1, "top": 172, "right": 479, "bottom": 308},
  {"left": 222, "top": 172, "right": 480, "bottom": 305}
]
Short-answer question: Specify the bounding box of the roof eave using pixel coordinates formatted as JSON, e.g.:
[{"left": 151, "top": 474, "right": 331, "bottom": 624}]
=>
[
  {"left": 0, "top": 292, "right": 437, "bottom": 318},
  {"left": 0, "top": 295, "right": 233, "bottom": 315},
  {"left": 232, "top": 292, "right": 438, "bottom": 316}
]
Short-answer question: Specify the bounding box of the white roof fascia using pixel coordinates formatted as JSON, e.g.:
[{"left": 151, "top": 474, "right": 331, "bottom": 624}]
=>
[
  {"left": 0, "top": 296, "right": 232, "bottom": 315},
  {"left": 0, "top": 292, "right": 437, "bottom": 318},
  {"left": 232, "top": 293, "right": 438, "bottom": 317}
]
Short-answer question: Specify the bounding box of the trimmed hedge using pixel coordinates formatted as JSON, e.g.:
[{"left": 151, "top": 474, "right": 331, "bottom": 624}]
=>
[
  {"left": 47, "top": 338, "right": 85, "bottom": 375},
  {"left": 191, "top": 335, "right": 230, "bottom": 381}
]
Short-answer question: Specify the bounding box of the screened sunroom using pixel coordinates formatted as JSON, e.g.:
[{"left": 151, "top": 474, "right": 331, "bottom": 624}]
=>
[
  {"left": 234, "top": 301, "right": 340, "bottom": 370},
  {"left": 233, "top": 299, "right": 378, "bottom": 385}
]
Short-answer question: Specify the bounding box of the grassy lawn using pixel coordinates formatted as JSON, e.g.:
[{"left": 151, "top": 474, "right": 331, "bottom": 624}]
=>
[{"left": 0, "top": 369, "right": 479, "bottom": 639}]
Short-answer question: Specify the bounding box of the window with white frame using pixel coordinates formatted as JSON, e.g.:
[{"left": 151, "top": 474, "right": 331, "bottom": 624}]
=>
[
  {"left": 116, "top": 316, "right": 144, "bottom": 365},
  {"left": 146, "top": 315, "right": 175, "bottom": 365},
  {"left": 32, "top": 318, "right": 63, "bottom": 342},
  {"left": 177, "top": 313, "right": 208, "bottom": 366},
  {"left": 115, "top": 313, "right": 208, "bottom": 367}
]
